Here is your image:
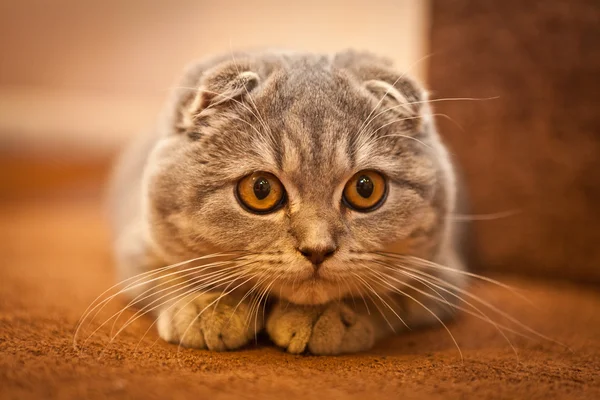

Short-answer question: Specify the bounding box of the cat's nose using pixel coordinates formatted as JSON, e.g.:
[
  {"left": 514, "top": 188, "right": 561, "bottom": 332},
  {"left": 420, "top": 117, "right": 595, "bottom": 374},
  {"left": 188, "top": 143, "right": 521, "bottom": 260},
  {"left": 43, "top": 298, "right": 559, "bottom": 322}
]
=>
[{"left": 298, "top": 246, "right": 337, "bottom": 267}]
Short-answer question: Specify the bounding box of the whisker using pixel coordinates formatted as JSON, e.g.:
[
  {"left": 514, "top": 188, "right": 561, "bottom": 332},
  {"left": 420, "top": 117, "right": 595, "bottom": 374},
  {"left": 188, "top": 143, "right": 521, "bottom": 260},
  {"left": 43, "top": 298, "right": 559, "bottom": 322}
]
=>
[
  {"left": 244, "top": 272, "right": 270, "bottom": 332},
  {"left": 228, "top": 115, "right": 269, "bottom": 142},
  {"left": 352, "top": 273, "right": 396, "bottom": 330},
  {"left": 174, "top": 83, "right": 277, "bottom": 152},
  {"left": 354, "top": 52, "right": 435, "bottom": 142},
  {"left": 372, "top": 127, "right": 434, "bottom": 149},
  {"left": 351, "top": 272, "right": 405, "bottom": 332},
  {"left": 142, "top": 268, "right": 259, "bottom": 353},
  {"left": 110, "top": 261, "right": 237, "bottom": 336},
  {"left": 98, "top": 276, "right": 238, "bottom": 358},
  {"left": 372, "top": 96, "right": 497, "bottom": 140},
  {"left": 340, "top": 275, "right": 359, "bottom": 309},
  {"left": 355, "top": 93, "right": 495, "bottom": 152},
  {"left": 174, "top": 85, "right": 265, "bottom": 130},
  {"left": 393, "top": 261, "right": 566, "bottom": 348},
  {"left": 260, "top": 278, "right": 277, "bottom": 326},
  {"left": 229, "top": 48, "right": 277, "bottom": 148},
  {"left": 363, "top": 261, "right": 454, "bottom": 316},
  {"left": 130, "top": 266, "right": 250, "bottom": 352},
  {"left": 430, "top": 112, "right": 466, "bottom": 133},
  {"left": 366, "top": 96, "right": 499, "bottom": 130},
  {"left": 355, "top": 77, "right": 408, "bottom": 144},
  {"left": 372, "top": 259, "right": 520, "bottom": 359},
  {"left": 349, "top": 278, "right": 371, "bottom": 315},
  {"left": 207, "top": 264, "right": 265, "bottom": 322},
  {"left": 75, "top": 253, "right": 240, "bottom": 337},
  {"left": 92, "top": 267, "right": 251, "bottom": 353},
  {"left": 103, "top": 260, "right": 256, "bottom": 343},
  {"left": 364, "top": 269, "right": 464, "bottom": 361},
  {"left": 447, "top": 210, "right": 522, "bottom": 222},
  {"left": 244, "top": 272, "right": 270, "bottom": 328},
  {"left": 89, "top": 265, "right": 236, "bottom": 341},
  {"left": 376, "top": 253, "right": 533, "bottom": 304},
  {"left": 373, "top": 258, "right": 570, "bottom": 352},
  {"left": 255, "top": 274, "right": 279, "bottom": 341},
  {"left": 119, "top": 263, "right": 257, "bottom": 336},
  {"left": 223, "top": 272, "right": 267, "bottom": 330},
  {"left": 175, "top": 269, "right": 259, "bottom": 357},
  {"left": 74, "top": 253, "right": 248, "bottom": 349}
]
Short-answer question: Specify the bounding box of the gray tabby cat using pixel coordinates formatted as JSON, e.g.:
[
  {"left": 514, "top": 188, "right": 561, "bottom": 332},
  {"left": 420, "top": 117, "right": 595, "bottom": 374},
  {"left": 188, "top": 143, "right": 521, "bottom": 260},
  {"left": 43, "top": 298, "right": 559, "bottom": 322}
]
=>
[{"left": 108, "top": 50, "right": 466, "bottom": 355}]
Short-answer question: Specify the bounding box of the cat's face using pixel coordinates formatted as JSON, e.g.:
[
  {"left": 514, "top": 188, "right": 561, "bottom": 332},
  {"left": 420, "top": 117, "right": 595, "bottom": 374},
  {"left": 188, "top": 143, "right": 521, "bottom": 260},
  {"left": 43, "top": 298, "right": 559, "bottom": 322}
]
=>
[{"left": 144, "top": 52, "right": 455, "bottom": 305}]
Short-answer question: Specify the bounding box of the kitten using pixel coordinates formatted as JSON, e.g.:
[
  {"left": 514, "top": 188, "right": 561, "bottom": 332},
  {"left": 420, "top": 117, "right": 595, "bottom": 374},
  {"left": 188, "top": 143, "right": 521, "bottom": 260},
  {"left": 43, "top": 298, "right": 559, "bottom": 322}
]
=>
[{"left": 107, "top": 50, "right": 466, "bottom": 355}]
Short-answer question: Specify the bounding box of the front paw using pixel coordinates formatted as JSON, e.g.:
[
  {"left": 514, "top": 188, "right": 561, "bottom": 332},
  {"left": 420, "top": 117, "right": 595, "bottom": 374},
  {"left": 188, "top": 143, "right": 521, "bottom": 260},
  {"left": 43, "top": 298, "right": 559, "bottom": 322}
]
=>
[
  {"left": 157, "top": 293, "right": 260, "bottom": 351},
  {"left": 266, "top": 301, "right": 374, "bottom": 355}
]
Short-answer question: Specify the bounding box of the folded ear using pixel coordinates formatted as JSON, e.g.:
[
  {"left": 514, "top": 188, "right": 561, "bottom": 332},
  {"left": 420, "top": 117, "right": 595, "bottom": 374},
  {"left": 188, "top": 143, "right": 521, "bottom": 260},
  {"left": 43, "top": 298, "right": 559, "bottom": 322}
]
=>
[
  {"left": 174, "top": 60, "right": 260, "bottom": 136},
  {"left": 364, "top": 79, "right": 418, "bottom": 116},
  {"left": 334, "top": 50, "right": 428, "bottom": 127}
]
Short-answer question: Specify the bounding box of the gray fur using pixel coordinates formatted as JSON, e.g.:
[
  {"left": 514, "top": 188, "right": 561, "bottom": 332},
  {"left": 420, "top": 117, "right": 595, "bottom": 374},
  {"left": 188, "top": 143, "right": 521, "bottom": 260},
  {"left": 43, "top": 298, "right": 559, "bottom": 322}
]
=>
[{"left": 108, "top": 50, "right": 466, "bottom": 354}]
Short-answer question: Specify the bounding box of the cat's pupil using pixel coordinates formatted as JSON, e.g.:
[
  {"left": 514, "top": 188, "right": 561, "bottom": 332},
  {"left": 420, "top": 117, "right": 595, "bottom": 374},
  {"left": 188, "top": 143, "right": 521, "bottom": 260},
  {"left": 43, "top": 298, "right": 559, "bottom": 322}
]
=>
[
  {"left": 253, "top": 177, "right": 271, "bottom": 200},
  {"left": 356, "top": 176, "right": 374, "bottom": 198}
]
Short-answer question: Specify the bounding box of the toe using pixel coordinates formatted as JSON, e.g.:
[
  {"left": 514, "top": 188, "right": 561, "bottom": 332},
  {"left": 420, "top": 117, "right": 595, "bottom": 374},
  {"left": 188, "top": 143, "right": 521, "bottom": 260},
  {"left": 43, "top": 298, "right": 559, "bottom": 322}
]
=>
[
  {"left": 339, "top": 318, "right": 374, "bottom": 353},
  {"left": 267, "top": 306, "right": 315, "bottom": 353},
  {"left": 202, "top": 327, "right": 228, "bottom": 351},
  {"left": 339, "top": 303, "right": 358, "bottom": 326},
  {"left": 220, "top": 312, "right": 254, "bottom": 350},
  {"left": 307, "top": 306, "right": 346, "bottom": 355},
  {"left": 286, "top": 329, "right": 311, "bottom": 354},
  {"left": 201, "top": 305, "right": 253, "bottom": 351}
]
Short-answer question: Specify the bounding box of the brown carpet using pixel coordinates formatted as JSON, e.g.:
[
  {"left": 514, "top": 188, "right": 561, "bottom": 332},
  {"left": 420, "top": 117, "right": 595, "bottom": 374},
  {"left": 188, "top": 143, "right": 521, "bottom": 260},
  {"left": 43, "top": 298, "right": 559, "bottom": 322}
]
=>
[{"left": 1, "top": 194, "right": 599, "bottom": 400}]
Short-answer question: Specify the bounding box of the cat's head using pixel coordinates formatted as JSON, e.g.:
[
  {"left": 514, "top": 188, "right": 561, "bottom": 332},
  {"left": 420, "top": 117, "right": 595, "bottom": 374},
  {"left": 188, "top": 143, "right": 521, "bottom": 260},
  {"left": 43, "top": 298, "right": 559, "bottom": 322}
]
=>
[{"left": 143, "top": 51, "right": 456, "bottom": 305}]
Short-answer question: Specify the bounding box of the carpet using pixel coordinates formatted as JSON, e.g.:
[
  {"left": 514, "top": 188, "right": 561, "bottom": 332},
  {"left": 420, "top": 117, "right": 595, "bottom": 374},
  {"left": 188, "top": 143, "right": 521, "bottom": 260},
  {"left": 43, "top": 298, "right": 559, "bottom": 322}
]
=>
[{"left": 1, "top": 195, "right": 598, "bottom": 400}]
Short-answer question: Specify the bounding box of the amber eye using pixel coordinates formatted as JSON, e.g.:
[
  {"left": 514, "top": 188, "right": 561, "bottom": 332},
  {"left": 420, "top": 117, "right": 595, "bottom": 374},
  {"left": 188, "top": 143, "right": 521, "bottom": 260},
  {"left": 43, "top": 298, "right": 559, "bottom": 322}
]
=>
[
  {"left": 236, "top": 172, "right": 286, "bottom": 213},
  {"left": 342, "top": 170, "right": 387, "bottom": 211}
]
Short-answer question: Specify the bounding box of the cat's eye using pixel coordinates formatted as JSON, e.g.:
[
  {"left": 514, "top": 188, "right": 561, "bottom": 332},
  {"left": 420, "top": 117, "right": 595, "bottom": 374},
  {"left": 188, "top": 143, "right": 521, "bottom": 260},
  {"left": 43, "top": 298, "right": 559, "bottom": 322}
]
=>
[
  {"left": 236, "top": 172, "right": 286, "bottom": 213},
  {"left": 342, "top": 170, "right": 387, "bottom": 211}
]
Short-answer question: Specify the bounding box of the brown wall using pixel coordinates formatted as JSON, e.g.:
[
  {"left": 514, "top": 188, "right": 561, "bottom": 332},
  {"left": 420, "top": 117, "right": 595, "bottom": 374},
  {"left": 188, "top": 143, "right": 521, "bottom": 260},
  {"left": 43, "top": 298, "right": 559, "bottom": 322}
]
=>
[{"left": 429, "top": 0, "right": 600, "bottom": 282}]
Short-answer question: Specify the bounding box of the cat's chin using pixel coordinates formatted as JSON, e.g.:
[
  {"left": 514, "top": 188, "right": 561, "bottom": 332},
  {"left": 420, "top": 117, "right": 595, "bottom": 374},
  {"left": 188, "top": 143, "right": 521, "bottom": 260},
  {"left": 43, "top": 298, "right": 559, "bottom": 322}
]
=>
[{"left": 275, "top": 278, "right": 347, "bottom": 306}]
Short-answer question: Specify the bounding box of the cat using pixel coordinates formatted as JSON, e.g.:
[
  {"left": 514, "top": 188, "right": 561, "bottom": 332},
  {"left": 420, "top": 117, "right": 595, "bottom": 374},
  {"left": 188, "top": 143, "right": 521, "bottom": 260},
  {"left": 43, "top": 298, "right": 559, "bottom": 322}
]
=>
[{"left": 107, "top": 50, "right": 467, "bottom": 355}]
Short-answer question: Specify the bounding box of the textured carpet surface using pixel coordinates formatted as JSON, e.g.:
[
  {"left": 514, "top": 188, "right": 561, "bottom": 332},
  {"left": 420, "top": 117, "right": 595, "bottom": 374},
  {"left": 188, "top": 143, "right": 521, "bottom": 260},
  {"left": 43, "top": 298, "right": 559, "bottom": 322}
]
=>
[{"left": 1, "top": 196, "right": 599, "bottom": 400}]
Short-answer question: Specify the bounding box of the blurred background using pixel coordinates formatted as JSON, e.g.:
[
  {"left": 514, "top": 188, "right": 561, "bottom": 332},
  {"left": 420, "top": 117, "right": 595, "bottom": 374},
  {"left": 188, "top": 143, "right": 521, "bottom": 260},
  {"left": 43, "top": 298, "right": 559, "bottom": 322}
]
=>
[
  {"left": 1, "top": 2, "right": 600, "bottom": 398},
  {"left": 1, "top": 0, "right": 599, "bottom": 284},
  {"left": 0, "top": 0, "right": 427, "bottom": 157}
]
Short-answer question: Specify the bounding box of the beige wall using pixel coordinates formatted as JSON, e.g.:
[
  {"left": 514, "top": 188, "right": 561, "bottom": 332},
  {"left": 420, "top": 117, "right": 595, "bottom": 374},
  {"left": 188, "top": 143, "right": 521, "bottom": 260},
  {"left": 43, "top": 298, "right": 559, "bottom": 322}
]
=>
[{"left": 0, "top": 0, "right": 429, "bottom": 156}]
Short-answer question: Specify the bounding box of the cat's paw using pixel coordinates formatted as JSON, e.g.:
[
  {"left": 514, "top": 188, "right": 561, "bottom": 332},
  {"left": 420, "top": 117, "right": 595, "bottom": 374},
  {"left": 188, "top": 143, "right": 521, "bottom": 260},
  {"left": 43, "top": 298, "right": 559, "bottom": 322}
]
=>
[
  {"left": 157, "top": 293, "right": 260, "bottom": 351},
  {"left": 266, "top": 301, "right": 375, "bottom": 355}
]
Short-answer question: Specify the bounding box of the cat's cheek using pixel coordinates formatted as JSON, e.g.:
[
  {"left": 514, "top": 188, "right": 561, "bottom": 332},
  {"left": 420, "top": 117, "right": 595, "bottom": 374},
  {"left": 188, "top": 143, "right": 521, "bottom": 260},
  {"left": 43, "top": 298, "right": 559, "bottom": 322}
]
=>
[{"left": 190, "top": 194, "right": 292, "bottom": 251}]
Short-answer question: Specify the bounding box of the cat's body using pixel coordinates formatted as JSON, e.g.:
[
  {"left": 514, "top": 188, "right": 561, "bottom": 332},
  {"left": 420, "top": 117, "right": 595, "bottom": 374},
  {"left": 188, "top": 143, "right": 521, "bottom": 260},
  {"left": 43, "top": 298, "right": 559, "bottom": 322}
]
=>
[{"left": 108, "top": 50, "right": 466, "bottom": 355}]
